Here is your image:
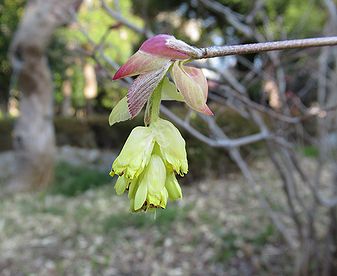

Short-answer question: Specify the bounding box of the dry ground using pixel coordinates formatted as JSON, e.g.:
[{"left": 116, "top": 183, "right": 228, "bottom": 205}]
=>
[{"left": 0, "top": 149, "right": 291, "bottom": 275}]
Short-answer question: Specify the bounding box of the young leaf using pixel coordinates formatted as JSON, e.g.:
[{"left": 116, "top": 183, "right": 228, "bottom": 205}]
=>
[
  {"left": 161, "top": 77, "right": 184, "bottom": 102},
  {"left": 127, "top": 61, "right": 171, "bottom": 118},
  {"left": 109, "top": 96, "right": 131, "bottom": 126}
]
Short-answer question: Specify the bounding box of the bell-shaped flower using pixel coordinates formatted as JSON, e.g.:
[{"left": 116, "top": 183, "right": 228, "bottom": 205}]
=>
[
  {"left": 150, "top": 118, "right": 188, "bottom": 175},
  {"left": 109, "top": 34, "right": 212, "bottom": 126},
  {"left": 110, "top": 126, "right": 154, "bottom": 179}
]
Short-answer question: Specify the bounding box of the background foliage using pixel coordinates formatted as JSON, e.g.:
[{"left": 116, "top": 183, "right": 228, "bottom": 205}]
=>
[{"left": 1, "top": 0, "right": 336, "bottom": 274}]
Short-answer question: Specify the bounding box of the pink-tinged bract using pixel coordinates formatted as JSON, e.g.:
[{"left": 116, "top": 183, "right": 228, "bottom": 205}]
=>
[
  {"left": 140, "top": 34, "right": 190, "bottom": 60},
  {"left": 171, "top": 62, "right": 213, "bottom": 115},
  {"left": 113, "top": 51, "right": 169, "bottom": 80}
]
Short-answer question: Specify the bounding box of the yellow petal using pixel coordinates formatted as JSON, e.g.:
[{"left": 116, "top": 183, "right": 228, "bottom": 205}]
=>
[
  {"left": 128, "top": 179, "right": 138, "bottom": 200},
  {"left": 129, "top": 198, "right": 135, "bottom": 212},
  {"left": 114, "top": 176, "right": 129, "bottom": 195},
  {"left": 151, "top": 118, "right": 188, "bottom": 175},
  {"left": 134, "top": 181, "right": 148, "bottom": 210},
  {"left": 159, "top": 188, "right": 169, "bottom": 208},
  {"left": 112, "top": 126, "right": 154, "bottom": 179},
  {"left": 165, "top": 171, "right": 183, "bottom": 200},
  {"left": 146, "top": 155, "right": 166, "bottom": 194},
  {"left": 136, "top": 154, "right": 167, "bottom": 209}
]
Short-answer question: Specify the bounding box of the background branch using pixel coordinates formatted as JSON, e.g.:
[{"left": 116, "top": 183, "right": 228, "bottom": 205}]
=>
[{"left": 195, "top": 37, "right": 337, "bottom": 58}]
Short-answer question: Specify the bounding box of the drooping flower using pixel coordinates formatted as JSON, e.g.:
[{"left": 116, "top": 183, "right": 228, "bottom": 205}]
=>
[
  {"left": 109, "top": 34, "right": 213, "bottom": 126},
  {"left": 110, "top": 118, "right": 187, "bottom": 211},
  {"left": 110, "top": 126, "right": 154, "bottom": 179}
]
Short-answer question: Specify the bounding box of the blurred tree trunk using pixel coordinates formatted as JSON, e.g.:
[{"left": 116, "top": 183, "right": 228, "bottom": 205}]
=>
[
  {"left": 61, "top": 79, "right": 73, "bottom": 116},
  {"left": 8, "top": 0, "right": 82, "bottom": 191},
  {"left": 83, "top": 63, "right": 97, "bottom": 115}
]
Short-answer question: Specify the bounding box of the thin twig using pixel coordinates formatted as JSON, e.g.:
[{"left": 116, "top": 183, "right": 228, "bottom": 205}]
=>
[
  {"left": 160, "top": 106, "right": 269, "bottom": 148},
  {"left": 100, "top": 0, "right": 152, "bottom": 37},
  {"left": 194, "top": 37, "right": 337, "bottom": 59}
]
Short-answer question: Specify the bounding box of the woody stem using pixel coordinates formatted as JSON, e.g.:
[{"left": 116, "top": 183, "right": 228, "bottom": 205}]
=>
[{"left": 194, "top": 36, "right": 337, "bottom": 59}]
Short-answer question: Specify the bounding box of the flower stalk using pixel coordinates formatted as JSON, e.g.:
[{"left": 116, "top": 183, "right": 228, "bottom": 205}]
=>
[{"left": 149, "top": 79, "right": 163, "bottom": 123}]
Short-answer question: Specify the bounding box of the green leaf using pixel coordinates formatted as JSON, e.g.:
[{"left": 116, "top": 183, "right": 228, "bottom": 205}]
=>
[
  {"left": 161, "top": 76, "right": 184, "bottom": 102},
  {"left": 108, "top": 96, "right": 131, "bottom": 126}
]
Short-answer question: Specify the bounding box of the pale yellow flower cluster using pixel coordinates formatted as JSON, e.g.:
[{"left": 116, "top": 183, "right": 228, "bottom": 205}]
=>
[{"left": 110, "top": 119, "right": 188, "bottom": 211}]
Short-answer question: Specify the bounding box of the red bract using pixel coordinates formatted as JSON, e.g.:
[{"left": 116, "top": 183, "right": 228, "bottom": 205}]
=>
[
  {"left": 139, "top": 34, "right": 190, "bottom": 60},
  {"left": 112, "top": 34, "right": 213, "bottom": 119},
  {"left": 112, "top": 51, "right": 169, "bottom": 80}
]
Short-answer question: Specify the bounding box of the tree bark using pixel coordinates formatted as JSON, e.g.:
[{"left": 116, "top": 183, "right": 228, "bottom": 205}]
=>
[
  {"left": 83, "top": 63, "right": 97, "bottom": 115},
  {"left": 61, "top": 79, "right": 73, "bottom": 116},
  {"left": 8, "top": 0, "right": 82, "bottom": 191}
]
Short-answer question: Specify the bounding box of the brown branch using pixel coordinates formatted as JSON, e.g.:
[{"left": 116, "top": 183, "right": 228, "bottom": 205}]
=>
[
  {"left": 198, "top": 0, "right": 252, "bottom": 37},
  {"left": 160, "top": 106, "right": 269, "bottom": 148},
  {"left": 194, "top": 37, "right": 337, "bottom": 59},
  {"left": 100, "top": 0, "right": 152, "bottom": 37}
]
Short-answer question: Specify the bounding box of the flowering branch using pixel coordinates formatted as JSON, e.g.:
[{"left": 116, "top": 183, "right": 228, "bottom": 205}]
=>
[
  {"left": 104, "top": 27, "right": 337, "bottom": 213},
  {"left": 192, "top": 36, "right": 337, "bottom": 59}
]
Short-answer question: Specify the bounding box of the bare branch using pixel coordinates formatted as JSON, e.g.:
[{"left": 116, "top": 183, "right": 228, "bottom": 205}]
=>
[
  {"left": 198, "top": 0, "right": 252, "bottom": 37},
  {"left": 100, "top": 0, "right": 152, "bottom": 37},
  {"left": 229, "top": 148, "right": 296, "bottom": 248},
  {"left": 193, "top": 37, "right": 337, "bottom": 59},
  {"left": 160, "top": 106, "right": 269, "bottom": 149}
]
